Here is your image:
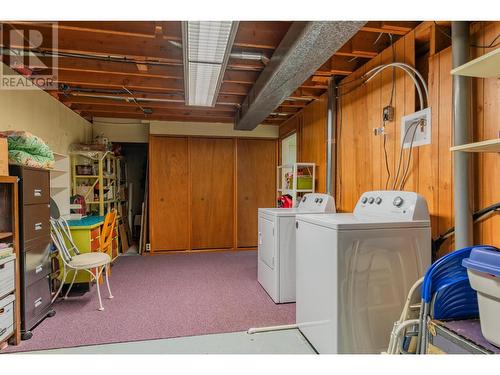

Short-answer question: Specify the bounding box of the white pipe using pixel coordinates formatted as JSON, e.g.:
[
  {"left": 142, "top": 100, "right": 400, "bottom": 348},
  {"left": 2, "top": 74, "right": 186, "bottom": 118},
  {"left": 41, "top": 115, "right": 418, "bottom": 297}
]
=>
[
  {"left": 364, "top": 62, "right": 430, "bottom": 108},
  {"left": 364, "top": 64, "right": 425, "bottom": 110},
  {"left": 247, "top": 323, "right": 298, "bottom": 334}
]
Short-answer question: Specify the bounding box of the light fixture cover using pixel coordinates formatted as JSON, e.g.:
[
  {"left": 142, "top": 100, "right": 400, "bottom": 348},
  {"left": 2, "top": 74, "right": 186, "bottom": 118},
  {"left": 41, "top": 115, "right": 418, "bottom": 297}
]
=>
[{"left": 183, "top": 21, "right": 237, "bottom": 107}]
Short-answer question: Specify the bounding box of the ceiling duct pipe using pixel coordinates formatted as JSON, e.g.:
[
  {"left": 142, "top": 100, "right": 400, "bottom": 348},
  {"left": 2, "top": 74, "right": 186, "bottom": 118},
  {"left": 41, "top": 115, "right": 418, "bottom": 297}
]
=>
[
  {"left": 452, "top": 21, "right": 473, "bottom": 249},
  {"left": 169, "top": 41, "right": 269, "bottom": 64},
  {"left": 234, "top": 21, "right": 365, "bottom": 130},
  {"left": 326, "top": 76, "right": 336, "bottom": 197}
]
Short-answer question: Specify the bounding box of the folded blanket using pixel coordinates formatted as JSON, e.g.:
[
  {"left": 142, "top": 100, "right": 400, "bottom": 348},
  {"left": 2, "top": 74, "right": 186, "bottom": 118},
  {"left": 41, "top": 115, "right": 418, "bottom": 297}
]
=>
[{"left": 0, "top": 130, "right": 54, "bottom": 169}]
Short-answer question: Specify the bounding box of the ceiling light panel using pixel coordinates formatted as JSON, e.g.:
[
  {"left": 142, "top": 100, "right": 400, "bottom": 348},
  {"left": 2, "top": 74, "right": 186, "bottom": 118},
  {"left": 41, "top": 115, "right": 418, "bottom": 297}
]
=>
[{"left": 183, "top": 21, "right": 238, "bottom": 107}]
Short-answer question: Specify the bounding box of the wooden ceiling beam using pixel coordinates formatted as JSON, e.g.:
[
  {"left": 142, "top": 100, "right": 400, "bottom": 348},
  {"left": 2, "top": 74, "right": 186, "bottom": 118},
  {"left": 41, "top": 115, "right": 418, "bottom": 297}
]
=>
[
  {"left": 361, "top": 21, "right": 418, "bottom": 36},
  {"left": 223, "top": 70, "right": 260, "bottom": 84},
  {"left": 227, "top": 58, "right": 265, "bottom": 72},
  {"left": 24, "top": 56, "right": 183, "bottom": 78},
  {"left": 233, "top": 21, "right": 292, "bottom": 50},
  {"left": 82, "top": 110, "right": 235, "bottom": 123},
  {"left": 56, "top": 70, "right": 184, "bottom": 92},
  {"left": 9, "top": 21, "right": 182, "bottom": 40},
  {"left": 72, "top": 104, "right": 235, "bottom": 118},
  {"left": 61, "top": 96, "right": 237, "bottom": 110},
  {"left": 3, "top": 23, "right": 183, "bottom": 63}
]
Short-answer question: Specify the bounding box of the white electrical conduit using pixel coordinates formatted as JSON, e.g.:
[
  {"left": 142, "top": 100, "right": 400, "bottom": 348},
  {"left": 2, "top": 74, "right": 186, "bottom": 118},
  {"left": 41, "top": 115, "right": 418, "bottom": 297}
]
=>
[{"left": 363, "top": 62, "right": 430, "bottom": 110}]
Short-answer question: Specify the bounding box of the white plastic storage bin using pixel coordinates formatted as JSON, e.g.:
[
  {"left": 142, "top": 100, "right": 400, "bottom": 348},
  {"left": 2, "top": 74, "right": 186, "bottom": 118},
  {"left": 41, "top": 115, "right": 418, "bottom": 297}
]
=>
[
  {"left": 0, "top": 255, "right": 16, "bottom": 299},
  {"left": 0, "top": 293, "right": 15, "bottom": 342},
  {"left": 462, "top": 247, "right": 500, "bottom": 347}
]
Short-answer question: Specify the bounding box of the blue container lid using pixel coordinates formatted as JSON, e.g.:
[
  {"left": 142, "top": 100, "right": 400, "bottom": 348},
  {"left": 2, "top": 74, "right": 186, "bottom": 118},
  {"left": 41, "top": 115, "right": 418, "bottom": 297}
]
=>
[{"left": 462, "top": 246, "right": 500, "bottom": 277}]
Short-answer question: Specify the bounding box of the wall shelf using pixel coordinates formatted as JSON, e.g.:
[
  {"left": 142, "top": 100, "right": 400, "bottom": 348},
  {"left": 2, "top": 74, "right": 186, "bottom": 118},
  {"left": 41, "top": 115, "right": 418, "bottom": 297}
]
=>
[
  {"left": 451, "top": 47, "right": 500, "bottom": 78},
  {"left": 0, "top": 231, "right": 13, "bottom": 239},
  {"left": 50, "top": 153, "right": 71, "bottom": 218},
  {"left": 450, "top": 138, "right": 500, "bottom": 153},
  {"left": 277, "top": 163, "right": 316, "bottom": 207}
]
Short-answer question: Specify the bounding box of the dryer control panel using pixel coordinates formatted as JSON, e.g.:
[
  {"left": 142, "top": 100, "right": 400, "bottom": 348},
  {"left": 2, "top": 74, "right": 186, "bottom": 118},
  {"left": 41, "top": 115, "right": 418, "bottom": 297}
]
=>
[
  {"left": 297, "top": 193, "right": 336, "bottom": 213},
  {"left": 354, "top": 190, "right": 429, "bottom": 221}
]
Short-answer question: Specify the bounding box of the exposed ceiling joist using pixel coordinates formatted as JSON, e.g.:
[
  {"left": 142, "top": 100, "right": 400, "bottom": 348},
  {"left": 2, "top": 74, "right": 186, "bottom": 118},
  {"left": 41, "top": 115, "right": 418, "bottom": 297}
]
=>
[{"left": 234, "top": 21, "right": 365, "bottom": 130}]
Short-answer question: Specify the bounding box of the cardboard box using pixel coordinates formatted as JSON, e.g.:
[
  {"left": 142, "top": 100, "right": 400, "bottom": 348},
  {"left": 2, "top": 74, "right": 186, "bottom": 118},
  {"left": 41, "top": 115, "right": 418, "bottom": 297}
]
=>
[{"left": 0, "top": 138, "right": 8, "bottom": 176}]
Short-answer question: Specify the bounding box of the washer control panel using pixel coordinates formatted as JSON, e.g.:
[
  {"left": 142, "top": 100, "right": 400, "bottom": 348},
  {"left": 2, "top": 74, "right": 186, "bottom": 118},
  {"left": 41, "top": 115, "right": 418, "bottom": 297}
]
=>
[
  {"left": 354, "top": 190, "right": 429, "bottom": 221},
  {"left": 297, "top": 193, "right": 336, "bottom": 213}
]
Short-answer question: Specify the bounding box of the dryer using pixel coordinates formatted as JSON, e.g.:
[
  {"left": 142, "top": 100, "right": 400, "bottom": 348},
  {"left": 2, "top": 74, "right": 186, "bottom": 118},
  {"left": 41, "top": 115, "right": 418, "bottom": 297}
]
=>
[
  {"left": 258, "top": 193, "right": 335, "bottom": 303},
  {"left": 295, "top": 190, "right": 431, "bottom": 354}
]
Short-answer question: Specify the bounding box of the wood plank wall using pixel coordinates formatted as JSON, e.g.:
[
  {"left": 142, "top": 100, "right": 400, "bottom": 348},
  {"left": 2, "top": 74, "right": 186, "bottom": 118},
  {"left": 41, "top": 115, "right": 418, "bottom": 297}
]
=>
[
  {"left": 278, "top": 95, "right": 328, "bottom": 193},
  {"left": 279, "top": 21, "right": 500, "bottom": 255}
]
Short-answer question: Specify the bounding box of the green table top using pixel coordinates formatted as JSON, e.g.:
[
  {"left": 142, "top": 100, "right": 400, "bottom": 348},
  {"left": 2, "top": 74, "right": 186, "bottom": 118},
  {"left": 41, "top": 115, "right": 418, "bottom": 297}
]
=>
[{"left": 67, "top": 216, "right": 104, "bottom": 229}]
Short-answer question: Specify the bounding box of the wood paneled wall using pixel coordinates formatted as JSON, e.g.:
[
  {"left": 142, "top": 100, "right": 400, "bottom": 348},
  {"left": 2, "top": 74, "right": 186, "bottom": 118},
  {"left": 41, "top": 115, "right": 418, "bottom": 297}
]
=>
[
  {"left": 279, "top": 21, "right": 500, "bottom": 255},
  {"left": 471, "top": 22, "right": 500, "bottom": 249},
  {"left": 278, "top": 95, "right": 328, "bottom": 193}
]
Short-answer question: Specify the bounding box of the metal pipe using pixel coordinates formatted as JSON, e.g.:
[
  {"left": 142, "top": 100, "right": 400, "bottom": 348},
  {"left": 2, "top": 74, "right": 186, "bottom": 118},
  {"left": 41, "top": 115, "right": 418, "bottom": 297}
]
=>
[
  {"left": 326, "top": 76, "right": 336, "bottom": 196},
  {"left": 452, "top": 21, "right": 473, "bottom": 249}
]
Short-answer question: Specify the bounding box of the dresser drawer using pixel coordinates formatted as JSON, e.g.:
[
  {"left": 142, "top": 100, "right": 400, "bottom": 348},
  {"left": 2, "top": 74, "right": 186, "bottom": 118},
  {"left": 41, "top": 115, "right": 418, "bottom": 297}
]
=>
[
  {"left": 22, "top": 204, "right": 50, "bottom": 244},
  {"left": 23, "top": 241, "right": 51, "bottom": 286},
  {"left": 0, "top": 294, "right": 15, "bottom": 342},
  {"left": 21, "top": 168, "right": 50, "bottom": 205},
  {"left": 0, "top": 256, "right": 15, "bottom": 299},
  {"left": 23, "top": 276, "right": 51, "bottom": 330}
]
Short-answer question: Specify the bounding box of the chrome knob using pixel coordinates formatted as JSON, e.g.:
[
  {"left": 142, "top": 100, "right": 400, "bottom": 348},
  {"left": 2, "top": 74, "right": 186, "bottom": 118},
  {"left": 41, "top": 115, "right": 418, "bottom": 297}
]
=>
[
  {"left": 368, "top": 197, "right": 374, "bottom": 204},
  {"left": 393, "top": 196, "right": 404, "bottom": 207},
  {"left": 375, "top": 197, "right": 382, "bottom": 205},
  {"left": 361, "top": 197, "right": 368, "bottom": 204},
  {"left": 318, "top": 198, "right": 323, "bottom": 204}
]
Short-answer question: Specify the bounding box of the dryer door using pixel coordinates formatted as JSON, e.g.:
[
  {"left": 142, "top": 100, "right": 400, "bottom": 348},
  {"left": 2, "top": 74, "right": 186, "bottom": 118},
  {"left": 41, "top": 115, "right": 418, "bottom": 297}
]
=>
[{"left": 259, "top": 216, "right": 275, "bottom": 269}]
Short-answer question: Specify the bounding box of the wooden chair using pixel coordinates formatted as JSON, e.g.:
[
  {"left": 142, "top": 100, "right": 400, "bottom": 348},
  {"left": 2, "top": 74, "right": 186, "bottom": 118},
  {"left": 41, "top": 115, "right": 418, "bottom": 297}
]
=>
[{"left": 101, "top": 209, "right": 117, "bottom": 259}]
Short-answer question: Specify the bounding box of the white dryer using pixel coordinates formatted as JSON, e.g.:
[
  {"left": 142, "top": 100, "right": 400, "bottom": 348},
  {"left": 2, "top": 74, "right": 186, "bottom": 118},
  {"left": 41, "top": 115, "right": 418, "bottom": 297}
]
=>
[
  {"left": 295, "top": 190, "right": 431, "bottom": 354},
  {"left": 258, "top": 193, "right": 335, "bottom": 303}
]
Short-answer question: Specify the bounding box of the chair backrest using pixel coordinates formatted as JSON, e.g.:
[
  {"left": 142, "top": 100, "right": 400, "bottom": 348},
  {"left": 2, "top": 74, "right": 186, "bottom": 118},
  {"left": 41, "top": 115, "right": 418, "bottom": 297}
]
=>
[
  {"left": 101, "top": 209, "right": 117, "bottom": 254},
  {"left": 50, "top": 218, "right": 80, "bottom": 265}
]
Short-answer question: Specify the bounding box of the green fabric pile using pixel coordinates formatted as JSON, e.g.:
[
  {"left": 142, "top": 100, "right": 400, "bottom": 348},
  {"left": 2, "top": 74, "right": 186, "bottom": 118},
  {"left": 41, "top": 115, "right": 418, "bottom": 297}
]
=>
[{"left": 0, "top": 130, "right": 54, "bottom": 169}]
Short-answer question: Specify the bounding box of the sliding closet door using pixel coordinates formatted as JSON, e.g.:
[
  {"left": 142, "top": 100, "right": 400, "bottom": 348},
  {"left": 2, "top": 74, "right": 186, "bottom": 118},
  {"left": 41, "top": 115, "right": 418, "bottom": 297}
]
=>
[
  {"left": 149, "top": 136, "right": 189, "bottom": 251},
  {"left": 190, "top": 138, "right": 234, "bottom": 249},
  {"left": 237, "top": 139, "right": 277, "bottom": 248}
]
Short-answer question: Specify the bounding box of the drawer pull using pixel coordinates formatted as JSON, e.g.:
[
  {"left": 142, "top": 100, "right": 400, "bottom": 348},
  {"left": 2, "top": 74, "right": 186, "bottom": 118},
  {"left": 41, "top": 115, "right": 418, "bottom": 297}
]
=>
[
  {"left": 0, "top": 264, "right": 4, "bottom": 270},
  {"left": 34, "top": 189, "right": 42, "bottom": 197},
  {"left": 34, "top": 297, "right": 43, "bottom": 308},
  {"left": 34, "top": 223, "right": 43, "bottom": 231},
  {"left": 0, "top": 308, "right": 4, "bottom": 314},
  {"left": 35, "top": 265, "right": 43, "bottom": 274},
  {"left": 0, "top": 328, "right": 6, "bottom": 336}
]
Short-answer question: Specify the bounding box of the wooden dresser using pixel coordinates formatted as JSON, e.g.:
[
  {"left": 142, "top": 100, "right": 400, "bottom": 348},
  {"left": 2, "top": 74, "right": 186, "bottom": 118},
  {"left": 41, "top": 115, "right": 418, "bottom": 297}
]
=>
[{"left": 9, "top": 166, "right": 54, "bottom": 340}]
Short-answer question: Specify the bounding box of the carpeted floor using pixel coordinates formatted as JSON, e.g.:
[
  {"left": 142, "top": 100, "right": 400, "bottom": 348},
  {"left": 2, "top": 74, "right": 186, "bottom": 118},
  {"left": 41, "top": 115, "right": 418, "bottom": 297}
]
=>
[{"left": 4, "top": 251, "right": 295, "bottom": 353}]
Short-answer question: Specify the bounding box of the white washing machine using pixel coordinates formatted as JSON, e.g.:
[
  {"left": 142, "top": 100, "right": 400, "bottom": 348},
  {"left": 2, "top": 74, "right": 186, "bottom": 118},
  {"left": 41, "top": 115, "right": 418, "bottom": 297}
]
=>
[
  {"left": 258, "top": 193, "right": 335, "bottom": 304},
  {"left": 295, "top": 190, "right": 431, "bottom": 354}
]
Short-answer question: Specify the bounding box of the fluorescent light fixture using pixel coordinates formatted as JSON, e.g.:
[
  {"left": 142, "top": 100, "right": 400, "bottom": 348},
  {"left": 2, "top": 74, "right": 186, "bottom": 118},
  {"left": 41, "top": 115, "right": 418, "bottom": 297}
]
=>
[{"left": 182, "top": 21, "right": 239, "bottom": 107}]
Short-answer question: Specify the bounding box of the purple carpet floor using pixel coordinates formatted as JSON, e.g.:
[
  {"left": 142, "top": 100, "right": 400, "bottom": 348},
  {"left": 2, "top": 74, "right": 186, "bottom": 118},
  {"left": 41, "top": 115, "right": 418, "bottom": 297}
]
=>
[{"left": 4, "top": 251, "right": 295, "bottom": 353}]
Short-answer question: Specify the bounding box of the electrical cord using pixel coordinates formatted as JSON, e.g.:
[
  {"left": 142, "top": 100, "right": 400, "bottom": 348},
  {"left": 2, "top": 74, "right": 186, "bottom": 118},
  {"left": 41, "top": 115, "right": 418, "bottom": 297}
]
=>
[
  {"left": 398, "top": 120, "right": 422, "bottom": 190},
  {"left": 392, "top": 119, "right": 421, "bottom": 190},
  {"left": 383, "top": 34, "right": 396, "bottom": 190},
  {"left": 432, "top": 202, "right": 500, "bottom": 260}
]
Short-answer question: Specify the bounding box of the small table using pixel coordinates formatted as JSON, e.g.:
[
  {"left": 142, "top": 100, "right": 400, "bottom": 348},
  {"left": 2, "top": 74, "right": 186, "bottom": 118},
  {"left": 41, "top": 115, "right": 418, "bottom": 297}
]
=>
[{"left": 429, "top": 319, "right": 500, "bottom": 354}]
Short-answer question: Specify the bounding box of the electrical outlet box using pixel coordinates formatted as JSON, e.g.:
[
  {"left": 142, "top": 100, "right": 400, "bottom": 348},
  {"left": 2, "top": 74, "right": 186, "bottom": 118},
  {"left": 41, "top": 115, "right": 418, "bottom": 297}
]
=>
[
  {"left": 401, "top": 107, "right": 432, "bottom": 149},
  {"left": 146, "top": 243, "right": 151, "bottom": 252},
  {"left": 383, "top": 106, "right": 394, "bottom": 122}
]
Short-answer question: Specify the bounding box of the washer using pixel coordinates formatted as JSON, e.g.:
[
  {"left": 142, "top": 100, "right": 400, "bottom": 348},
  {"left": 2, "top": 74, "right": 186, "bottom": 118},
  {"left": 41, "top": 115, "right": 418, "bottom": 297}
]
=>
[
  {"left": 295, "top": 190, "right": 431, "bottom": 353},
  {"left": 258, "top": 193, "right": 335, "bottom": 303}
]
